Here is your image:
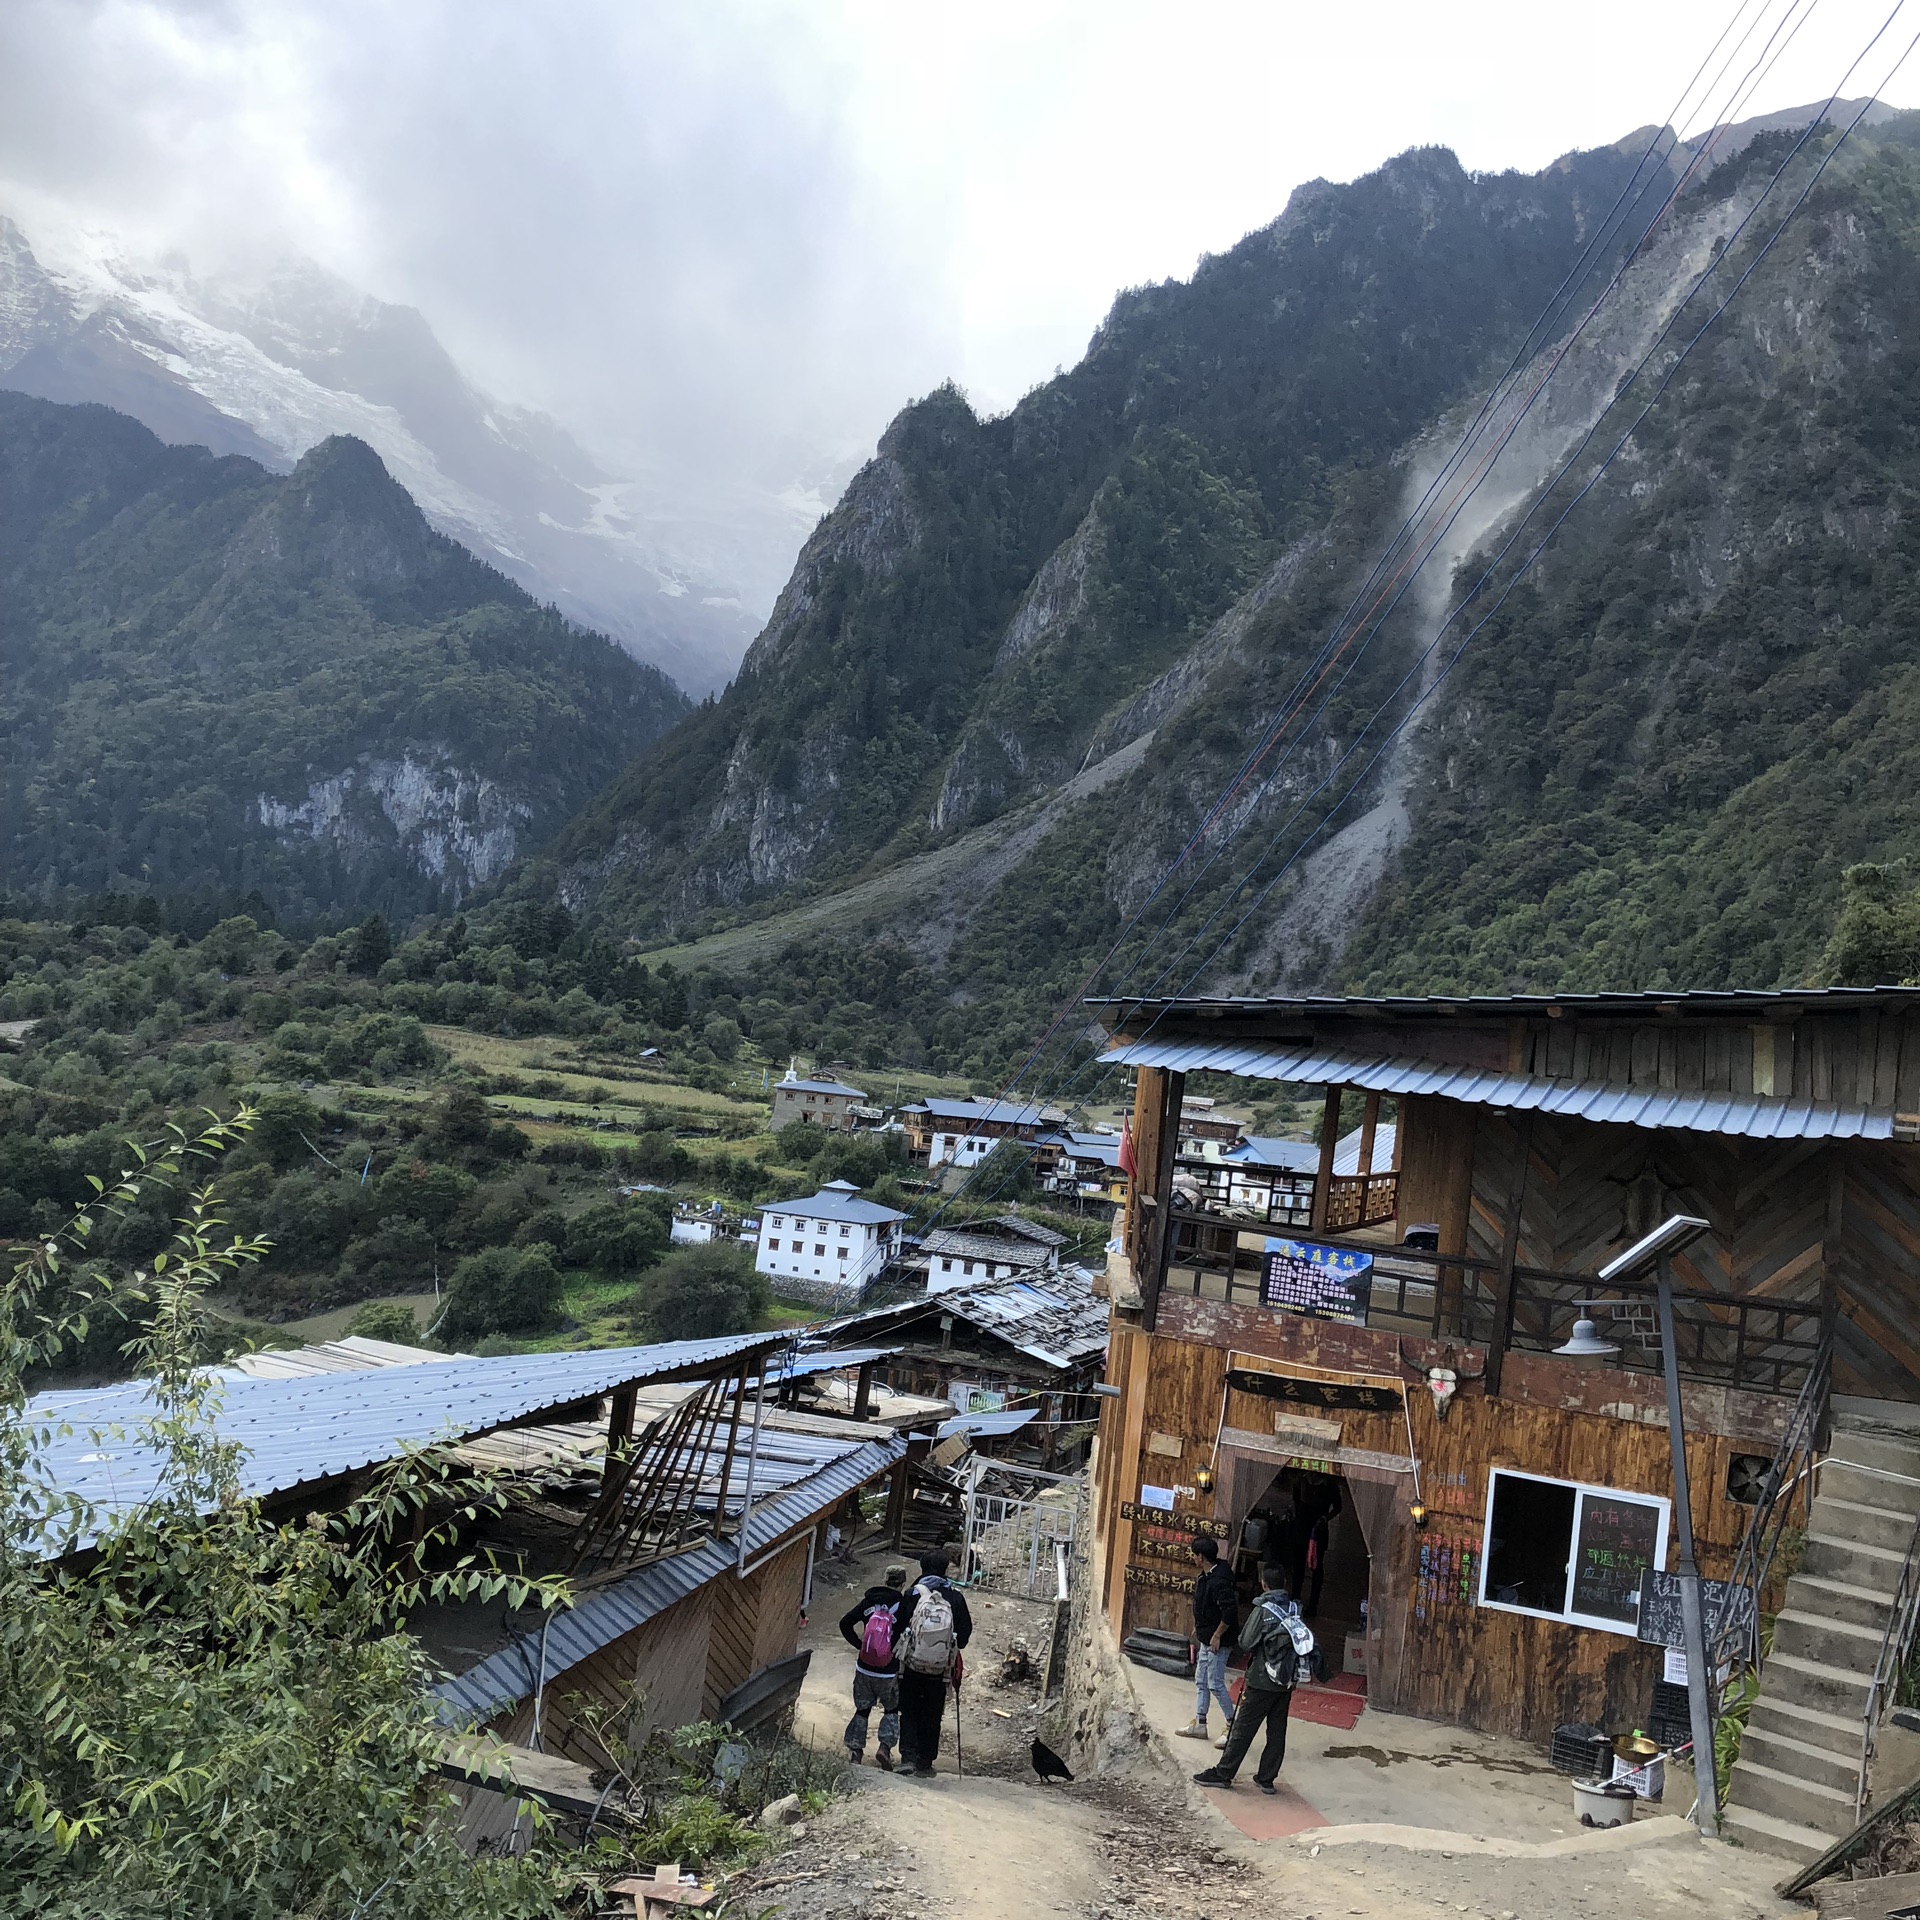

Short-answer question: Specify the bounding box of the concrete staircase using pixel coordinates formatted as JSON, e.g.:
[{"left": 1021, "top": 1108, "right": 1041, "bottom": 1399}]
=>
[{"left": 1723, "top": 1399, "right": 1920, "bottom": 1861}]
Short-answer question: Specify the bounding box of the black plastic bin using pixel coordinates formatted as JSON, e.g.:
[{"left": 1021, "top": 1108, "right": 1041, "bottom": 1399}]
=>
[{"left": 1550, "top": 1723, "right": 1613, "bottom": 1777}]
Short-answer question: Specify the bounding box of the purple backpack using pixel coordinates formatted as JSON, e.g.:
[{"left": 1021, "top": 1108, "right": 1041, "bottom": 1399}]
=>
[{"left": 860, "top": 1601, "right": 898, "bottom": 1667}]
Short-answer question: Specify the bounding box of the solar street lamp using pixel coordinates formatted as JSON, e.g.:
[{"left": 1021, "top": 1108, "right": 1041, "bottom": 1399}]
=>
[{"left": 1597, "top": 1214, "right": 1716, "bottom": 1837}]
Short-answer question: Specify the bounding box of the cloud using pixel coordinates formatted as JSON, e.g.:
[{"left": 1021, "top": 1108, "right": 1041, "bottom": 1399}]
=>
[{"left": 3, "top": 0, "right": 1918, "bottom": 614}]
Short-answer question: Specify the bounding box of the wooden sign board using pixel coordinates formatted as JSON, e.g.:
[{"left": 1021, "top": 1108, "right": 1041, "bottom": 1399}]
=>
[
  {"left": 1120, "top": 1501, "right": 1230, "bottom": 1538},
  {"left": 1228, "top": 1367, "right": 1402, "bottom": 1413},
  {"left": 1124, "top": 1564, "right": 1195, "bottom": 1593}
]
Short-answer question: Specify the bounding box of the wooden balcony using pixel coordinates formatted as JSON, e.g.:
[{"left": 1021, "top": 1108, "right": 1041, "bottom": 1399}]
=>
[{"left": 1323, "top": 1170, "right": 1398, "bottom": 1231}]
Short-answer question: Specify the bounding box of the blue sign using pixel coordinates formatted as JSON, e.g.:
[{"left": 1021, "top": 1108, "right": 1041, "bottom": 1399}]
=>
[{"left": 1260, "top": 1237, "right": 1372, "bottom": 1324}]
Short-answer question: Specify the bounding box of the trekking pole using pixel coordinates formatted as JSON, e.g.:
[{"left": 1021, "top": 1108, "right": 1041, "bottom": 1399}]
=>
[{"left": 954, "top": 1676, "right": 963, "bottom": 1779}]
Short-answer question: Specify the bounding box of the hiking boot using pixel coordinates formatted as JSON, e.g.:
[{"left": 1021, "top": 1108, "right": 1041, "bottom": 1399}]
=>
[
  {"left": 1192, "top": 1767, "right": 1232, "bottom": 1787},
  {"left": 1254, "top": 1779, "right": 1277, "bottom": 1796},
  {"left": 846, "top": 1747, "right": 864, "bottom": 1766},
  {"left": 912, "top": 1764, "right": 937, "bottom": 1777},
  {"left": 1175, "top": 1720, "right": 1211, "bottom": 1739},
  {"left": 875, "top": 1748, "right": 896, "bottom": 1772}
]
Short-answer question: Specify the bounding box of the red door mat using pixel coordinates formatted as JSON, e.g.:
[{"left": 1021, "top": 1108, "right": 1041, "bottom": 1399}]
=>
[{"left": 1291, "top": 1671, "right": 1367, "bottom": 1730}]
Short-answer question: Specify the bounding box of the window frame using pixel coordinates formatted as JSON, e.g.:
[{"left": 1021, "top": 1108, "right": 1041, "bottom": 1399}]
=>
[{"left": 1476, "top": 1466, "right": 1670, "bottom": 1636}]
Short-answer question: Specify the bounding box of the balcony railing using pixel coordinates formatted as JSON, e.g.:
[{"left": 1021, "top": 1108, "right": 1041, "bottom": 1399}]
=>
[
  {"left": 1161, "top": 1210, "right": 1824, "bottom": 1399},
  {"left": 1324, "top": 1171, "right": 1399, "bottom": 1231}
]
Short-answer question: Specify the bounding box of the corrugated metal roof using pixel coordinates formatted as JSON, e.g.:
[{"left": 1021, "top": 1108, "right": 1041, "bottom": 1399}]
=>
[
  {"left": 776, "top": 1077, "right": 868, "bottom": 1098},
  {"left": 827, "top": 1273, "right": 1108, "bottom": 1372},
  {"left": 935, "top": 1409, "right": 1038, "bottom": 1440},
  {"left": 772, "top": 1346, "right": 893, "bottom": 1379},
  {"left": 903, "top": 1097, "right": 1064, "bottom": 1126},
  {"left": 431, "top": 1434, "right": 901, "bottom": 1725},
  {"left": 25, "top": 1333, "right": 784, "bottom": 1553},
  {"left": 1334, "top": 1123, "right": 1398, "bottom": 1175},
  {"left": 1101, "top": 1037, "right": 1894, "bottom": 1142},
  {"left": 1226, "top": 1134, "right": 1318, "bottom": 1172},
  {"left": 1090, "top": 986, "right": 1920, "bottom": 1019}
]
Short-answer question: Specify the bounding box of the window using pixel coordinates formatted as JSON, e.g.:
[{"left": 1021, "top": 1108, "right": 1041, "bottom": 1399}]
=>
[
  {"left": 964, "top": 1261, "right": 976, "bottom": 1277},
  {"left": 941, "top": 1259, "right": 953, "bottom": 1273},
  {"left": 839, "top": 1225, "right": 850, "bottom": 1238},
  {"left": 767, "top": 1239, "right": 780, "bottom": 1252},
  {"left": 1479, "top": 1469, "right": 1669, "bottom": 1635},
  {"left": 837, "top": 1246, "right": 849, "bottom": 1260},
  {"left": 814, "top": 1245, "right": 826, "bottom": 1257}
]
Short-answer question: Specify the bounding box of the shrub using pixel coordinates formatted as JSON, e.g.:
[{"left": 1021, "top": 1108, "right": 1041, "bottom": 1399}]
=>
[
  {"left": 438, "top": 1245, "right": 565, "bottom": 1342},
  {"left": 631, "top": 1242, "right": 769, "bottom": 1342},
  {"left": 566, "top": 1200, "right": 668, "bottom": 1276},
  {"left": 344, "top": 1299, "right": 426, "bottom": 1346}
]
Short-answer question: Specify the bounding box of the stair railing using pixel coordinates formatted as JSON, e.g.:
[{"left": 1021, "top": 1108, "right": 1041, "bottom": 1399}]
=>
[
  {"left": 1709, "top": 1333, "right": 1831, "bottom": 1708},
  {"left": 1857, "top": 1507, "right": 1920, "bottom": 1822}
]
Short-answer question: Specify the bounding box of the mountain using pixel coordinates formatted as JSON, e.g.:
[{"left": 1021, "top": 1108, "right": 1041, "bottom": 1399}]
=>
[
  {"left": 0, "top": 392, "right": 688, "bottom": 918},
  {"left": 0, "top": 218, "right": 765, "bottom": 694},
  {"left": 524, "top": 106, "right": 1920, "bottom": 1076}
]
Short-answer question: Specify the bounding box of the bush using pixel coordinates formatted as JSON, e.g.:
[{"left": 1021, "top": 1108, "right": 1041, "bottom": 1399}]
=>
[
  {"left": 565, "top": 1200, "right": 668, "bottom": 1276},
  {"left": 438, "top": 1245, "right": 565, "bottom": 1342},
  {"left": 631, "top": 1242, "right": 769, "bottom": 1342},
  {"left": 344, "top": 1299, "right": 426, "bottom": 1346}
]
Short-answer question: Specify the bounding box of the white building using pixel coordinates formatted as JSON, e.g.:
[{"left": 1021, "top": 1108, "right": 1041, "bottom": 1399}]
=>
[
  {"left": 755, "top": 1180, "right": 906, "bottom": 1308},
  {"left": 922, "top": 1215, "right": 1066, "bottom": 1292}
]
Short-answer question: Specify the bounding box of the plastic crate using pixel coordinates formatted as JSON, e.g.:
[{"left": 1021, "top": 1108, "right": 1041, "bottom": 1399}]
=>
[
  {"left": 1550, "top": 1723, "right": 1613, "bottom": 1777},
  {"left": 1649, "top": 1681, "right": 1691, "bottom": 1751}
]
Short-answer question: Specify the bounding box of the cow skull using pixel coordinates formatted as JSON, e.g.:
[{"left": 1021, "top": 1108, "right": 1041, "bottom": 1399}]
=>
[{"left": 1425, "top": 1367, "right": 1459, "bottom": 1421}]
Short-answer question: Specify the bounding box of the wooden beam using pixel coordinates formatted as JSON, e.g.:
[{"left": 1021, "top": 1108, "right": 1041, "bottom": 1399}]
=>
[
  {"left": 600, "top": 1386, "right": 637, "bottom": 1501},
  {"left": 1484, "top": 1112, "right": 1534, "bottom": 1398},
  {"left": 852, "top": 1361, "right": 875, "bottom": 1420},
  {"left": 1309, "top": 1085, "right": 1343, "bottom": 1231},
  {"left": 1357, "top": 1091, "right": 1380, "bottom": 1178},
  {"left": 1135, "top": 1067, "right": 1185, "bottom": 1333}
]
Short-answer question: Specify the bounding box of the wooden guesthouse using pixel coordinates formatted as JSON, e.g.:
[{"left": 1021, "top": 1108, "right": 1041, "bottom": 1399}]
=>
[{"left": 1089, "top": 988, "right": 1920, "bottom": 1860}]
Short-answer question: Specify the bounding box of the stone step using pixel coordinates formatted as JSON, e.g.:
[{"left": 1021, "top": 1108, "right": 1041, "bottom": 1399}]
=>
[
  {"left": 1761, "top": 1649, "right": 1877, "bottom": 1718},
  {"left": 1833, "top": 1395, "right": 1920, "bottom": 1437},
  {"left": 1809, "top": 1494, "right": 1920, "bottom": 1555},
  {"left": 1771, "top": 1606, "right": 1890, "bottom": 1675},
  {"left": 1788, "top": 1573, "right": 1898, "bottom": 1633},
  {"left": 1739, "top": 1722, "right": 1864, "bottom": 1798},
  {"left": 1729, "top": 1755, "right": 1860, "bottom": 1837},
  {"left": 1749, "top": 1691, "right": 1867, "bottom": 1760},
  {"left": 1721, "top": 1801, "right": 1842, "bottom": 1864},
  {"left": 1802, "top": 1530, "right": 1911, "bottom": 1592},
  {"left": 1825, "top": 1429, "right": 1920, "bottom": 1482},
  {"left": 1821, "top": 1458, "right": 1920, "bottom": 1518}
]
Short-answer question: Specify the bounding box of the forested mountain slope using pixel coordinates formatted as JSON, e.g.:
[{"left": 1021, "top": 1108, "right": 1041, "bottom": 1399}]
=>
[
  {"left": 530, "top": 110, "right": 1920, "bottom": 1079},
  {"left": 0, "top": 394, "right": 688, "bottom": 919}
]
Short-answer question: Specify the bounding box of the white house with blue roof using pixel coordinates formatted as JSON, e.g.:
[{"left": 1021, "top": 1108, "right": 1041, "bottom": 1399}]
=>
[{"left": 755, "top": 1179, "right": 905, "bottom": 1307}]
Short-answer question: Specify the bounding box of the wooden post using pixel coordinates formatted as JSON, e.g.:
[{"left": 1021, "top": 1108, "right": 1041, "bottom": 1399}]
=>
[
  {"left": 600, "top": 1386, "right": 637, "bottom": 1501},
  {"left": 1357, "top": 1091, "right": 1379, "bottom": 1178},
  {"left": 852, "top": 1360, "right": 876, "bottom": 1421},
  {"left": 1309, "top": 1086, "right": 1343, "bottom": 1231},
  {"left": 1133, "top": 1067, "right": 1185, "bottom": 1332},
  {"left": 887, "top": 1434, "right": 930, "bottom": 1548},
  {"left": 1484, "top": 1113, "right": 1534, "bottom": 1397}
]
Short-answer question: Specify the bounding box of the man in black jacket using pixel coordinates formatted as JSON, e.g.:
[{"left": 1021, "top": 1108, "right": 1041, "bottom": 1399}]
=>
[
  {"left": 1177, "top": 1535, "right": 1240, "bottom": 1743},
  {"left": 892, "top": 1549, "right": 974, "bottom": 1777},
  {"left": 838, "top": 1563, "right": 909, "bottom": 1769}
]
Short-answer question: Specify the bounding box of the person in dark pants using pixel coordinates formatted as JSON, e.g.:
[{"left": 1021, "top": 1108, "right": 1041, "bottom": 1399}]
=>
[
  {"left": 894, "top": 1549, "right": 974, "bottom": 1776},
  {"left": 839, "top": 1562, "right": 909, "bottom": 1769},
  {"left": 1193, "top": 1565, "right": 1305, "bottom": 1795}
]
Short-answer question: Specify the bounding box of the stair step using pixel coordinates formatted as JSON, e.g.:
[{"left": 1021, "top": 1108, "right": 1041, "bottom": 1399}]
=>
[
  {"left": 1833, "top": 1395, "right": 1920, "bottom": 1437},
  {"left": 1761, "top": 1650, "right": 1877, "bottom": 1717},
  {"left": 1721, "top": 1802, "right": 1844, "bottom": 1864},
  {"left": 1821, "top": 1459, "right": 1920, "bottom": 1518},
  {"left": 1788, "top": 1573, "right": 1897, "bottom": 1632},
  {"left": 1729, "top": 1756, "right": 1858, "bottom": 1836},
  {"left": 1738, "top": 1723, "right": 1864, "bottom": 1797},
  {"left": 1771, "top": 1606, "right": 1889, "bottom": 1674},
  {"left": 1802, "top": 1530, "right": 1912, "bottom": 1590},
  {"left": 1749, "top": 1692, "right": 1867, "bottom": 1760},
  {"left": 1809, "top": 1494, "right": 1920, "bottom": 1554},
  {"left": 1825, "top": 1429, "right": 1920, "bottom": 1481}
]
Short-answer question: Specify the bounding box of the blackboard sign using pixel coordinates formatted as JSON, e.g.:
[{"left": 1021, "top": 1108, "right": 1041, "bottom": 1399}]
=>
[
  {"left": 1568, "top": 1493, "right": 1664, "bottom": 1624},
  {"left": 1635, "top": 1571, "right": 1758, "bottom": 1649},
  {"left": 1260, "top": 1237, "right": 1371, "bottom": 1323}
]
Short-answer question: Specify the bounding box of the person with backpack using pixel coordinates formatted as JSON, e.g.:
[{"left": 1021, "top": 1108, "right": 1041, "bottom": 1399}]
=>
[
  {"left": 893, "top": 1549, "right": 974, "bottom": 1777},
  {"left": 1192, "top": 1564, "right": 1313, "bottom": 1794},
  {"left": 838, "top": 1563, "right": 909, "bottom": 1769}
]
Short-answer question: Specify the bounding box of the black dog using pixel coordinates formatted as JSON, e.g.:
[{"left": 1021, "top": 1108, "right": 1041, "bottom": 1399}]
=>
[{"left": 1031, "top": 1738, "right": 1074, "bottom": 1783}]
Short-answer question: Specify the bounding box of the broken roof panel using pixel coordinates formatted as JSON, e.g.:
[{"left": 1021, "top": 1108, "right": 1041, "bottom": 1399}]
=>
[{"left": 824, "top": 1272, "right": 1108, "bottom": 1372}]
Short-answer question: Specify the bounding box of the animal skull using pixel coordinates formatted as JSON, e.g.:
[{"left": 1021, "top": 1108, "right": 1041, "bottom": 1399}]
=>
[{"left": 1426, "top": 1367, "right": 1459, "bottom": 1421}]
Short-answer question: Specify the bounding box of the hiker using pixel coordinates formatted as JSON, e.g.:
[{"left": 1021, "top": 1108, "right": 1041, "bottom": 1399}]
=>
[
  {"left": 838, "top": 1563, "right": 909, "bottom": 1770},
  {"left": 894, "top": 1549, "right": 974, "bottom": 1777},
  {"left": 1177, "top": 1534, "right": 1240, "bottom": 1745},
  {"left": 1193, "top": 1564, "right": 1312, "bottom": 1795}
]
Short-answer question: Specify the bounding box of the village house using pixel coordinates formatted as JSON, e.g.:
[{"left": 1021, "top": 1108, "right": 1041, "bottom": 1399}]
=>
[
  {"left": 899, "top": 1095, "right": 1066, "bottom": 1170},
  {"left": 769, "top": 1068, "right": 869, "bottom": 1133},
  {"left": 755, "top": 1180, "right": 906, "bottom": 1309},
  {"left": 1090, "top": 986, "right": 1920, "bottom": 1863},
  {"left": 1038, "top": 1127, "right": 1131, "bottom": 1206},
  {"left": 922, "top": 1212, "right": 1066, "bottom": 1288}
]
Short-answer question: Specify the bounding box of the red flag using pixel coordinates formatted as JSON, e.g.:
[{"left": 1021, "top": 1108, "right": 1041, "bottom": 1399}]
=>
[{"left": 1118, "top": 1116, "right": 1137, "bottom": 1180}]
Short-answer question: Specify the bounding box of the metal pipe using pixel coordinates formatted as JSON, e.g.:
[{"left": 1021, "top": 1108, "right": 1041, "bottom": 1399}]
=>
[
  {"left": 1657, "top": 1255, "right": 1718, "bottom": 1838},
  {"left": 735, "top": 1342, "right": 780, "bottom": 1574}
]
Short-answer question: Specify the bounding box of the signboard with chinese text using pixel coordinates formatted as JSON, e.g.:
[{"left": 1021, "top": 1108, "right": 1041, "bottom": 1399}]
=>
[{"left": 1259, "top": 1237, "right": 1372, "bottom": 1323}]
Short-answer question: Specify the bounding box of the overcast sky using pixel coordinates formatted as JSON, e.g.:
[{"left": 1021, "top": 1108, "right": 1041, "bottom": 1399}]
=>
[{"left": 4, "top": 0, "right": 1918, "bottom": 569}]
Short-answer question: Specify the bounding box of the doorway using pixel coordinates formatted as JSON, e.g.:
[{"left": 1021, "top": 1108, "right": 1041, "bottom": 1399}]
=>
[{"left": 1235, "top": 1467, "right": 1369, "bottom": 1673}]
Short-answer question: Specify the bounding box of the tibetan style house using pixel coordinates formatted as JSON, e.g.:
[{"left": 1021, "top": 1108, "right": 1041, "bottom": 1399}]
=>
[{"left": 1089, "top": 987, "right": 1920, "bottom": 1861}]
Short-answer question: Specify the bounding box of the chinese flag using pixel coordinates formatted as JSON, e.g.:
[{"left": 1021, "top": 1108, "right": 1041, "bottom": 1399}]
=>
[{"left": 1119, "top": 1116, "right": 1137, "bottom": 1179}]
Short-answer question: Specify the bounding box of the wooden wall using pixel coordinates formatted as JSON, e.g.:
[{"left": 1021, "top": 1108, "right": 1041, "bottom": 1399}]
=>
[
  {"left": 1458, "top": 1111, "right": 1920, "bottom": 1399},
  {"left": 1093, "top": 1303, "right": 1792, "bottom": 1745},
  {"left": 701, "top": 1536, "right": 810, "bottom": 1717}
]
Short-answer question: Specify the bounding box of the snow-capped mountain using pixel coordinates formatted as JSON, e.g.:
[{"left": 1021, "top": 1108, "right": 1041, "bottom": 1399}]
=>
[{"left": 0, "top": 213, "right": 761, "bottom": 694}]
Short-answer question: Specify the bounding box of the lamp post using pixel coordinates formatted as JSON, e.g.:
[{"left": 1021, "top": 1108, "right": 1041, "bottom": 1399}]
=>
[{"left": 1597, "top": 1215, "right": 1716, "bottom": 1837}]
